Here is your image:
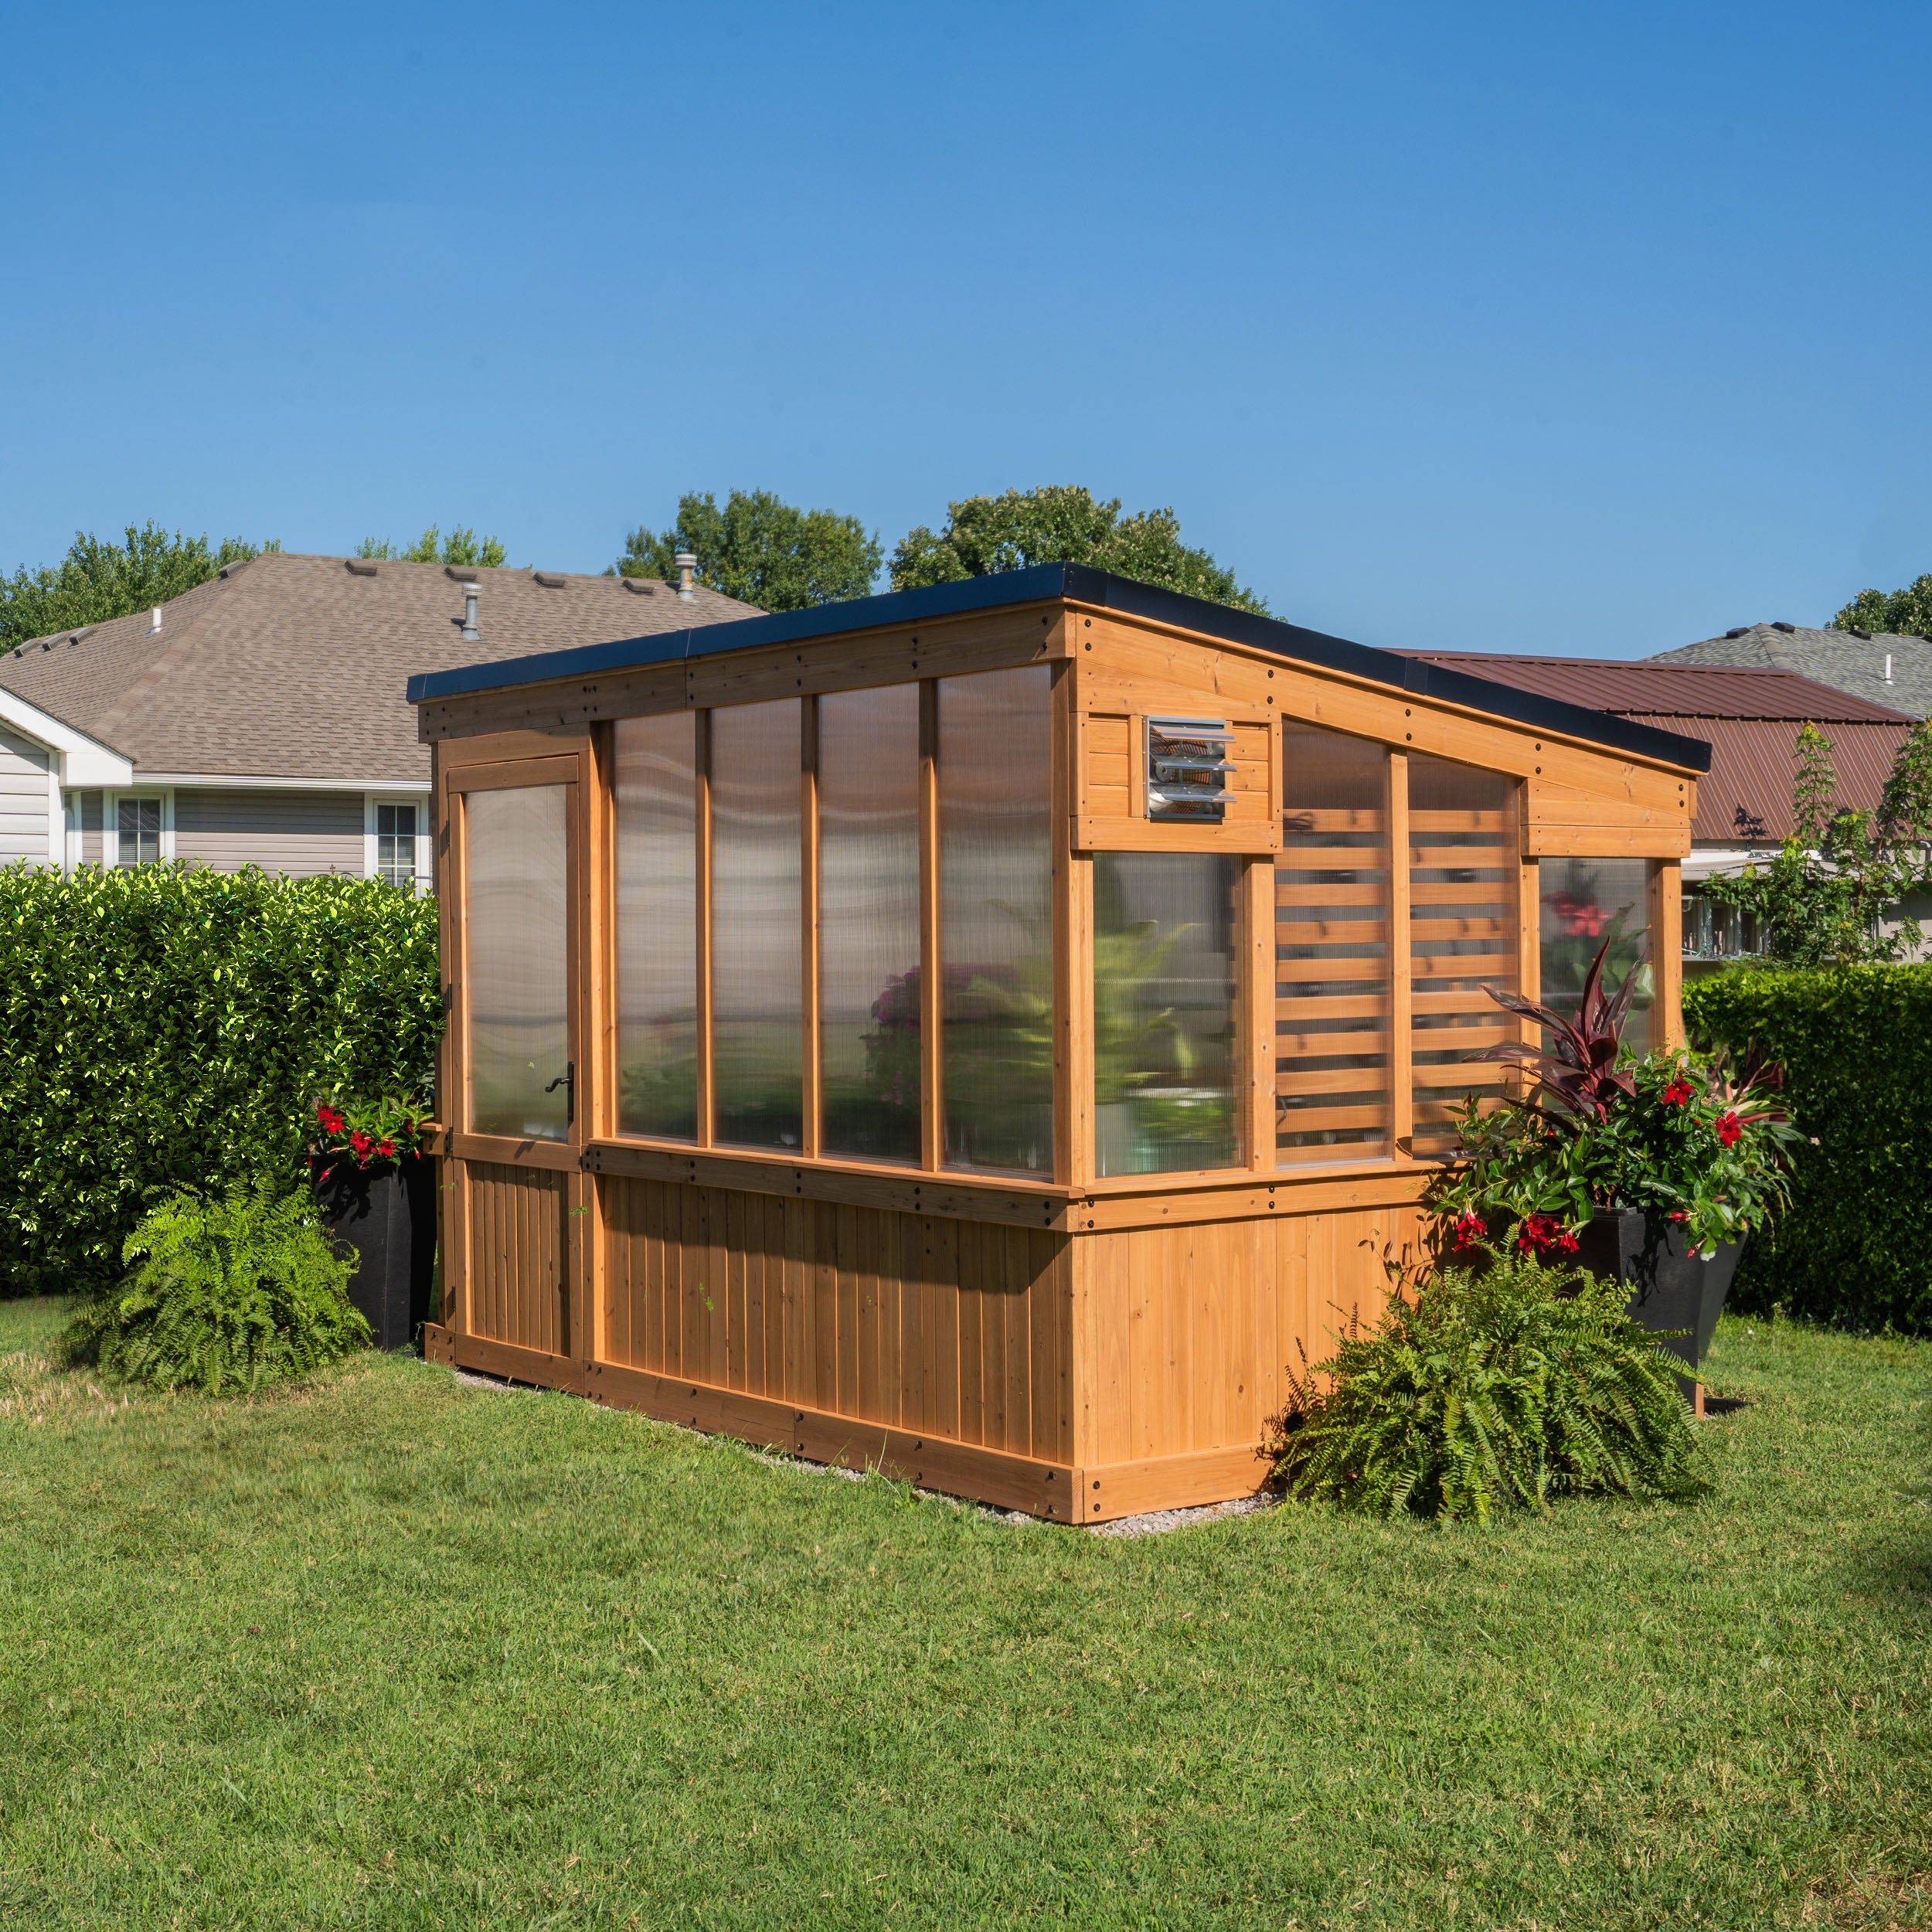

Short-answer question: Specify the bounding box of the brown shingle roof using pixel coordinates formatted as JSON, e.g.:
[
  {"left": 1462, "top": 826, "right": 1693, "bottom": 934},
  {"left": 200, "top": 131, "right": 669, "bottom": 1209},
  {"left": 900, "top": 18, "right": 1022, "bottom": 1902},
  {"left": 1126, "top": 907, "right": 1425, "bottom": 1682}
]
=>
[
  {"left": 1396, "top": 651, "right": 1917, "bottom": 844},
  {"left": 1646, "top": 623, "right": 1932, "bottom": 720},
  {"left": 0, "top": 553, "right": 758, "bottom": 784}
]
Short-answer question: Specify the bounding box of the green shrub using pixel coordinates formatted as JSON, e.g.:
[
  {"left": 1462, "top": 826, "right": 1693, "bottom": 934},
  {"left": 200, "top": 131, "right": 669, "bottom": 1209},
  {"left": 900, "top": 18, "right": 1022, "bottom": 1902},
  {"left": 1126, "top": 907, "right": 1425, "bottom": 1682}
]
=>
[
  {"left": 63, "top": 1179, "right": 368, "bottom": 1393},
  {"left": 1270, "top": 1256, "right": 1705, "bottom": 1522},
  {"left": 1685, "top": 963, "right": 1932, "bottom": 1332},
  {"left": 0, "top": 864, "right": 440, "bottom": 1297}
]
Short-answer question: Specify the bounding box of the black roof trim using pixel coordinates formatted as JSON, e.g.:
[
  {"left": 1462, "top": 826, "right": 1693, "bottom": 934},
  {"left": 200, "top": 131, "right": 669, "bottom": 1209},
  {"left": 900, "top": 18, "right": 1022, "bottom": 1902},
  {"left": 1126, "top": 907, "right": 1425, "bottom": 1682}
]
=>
[{"left": 406, "top": 563, "right": 1712, "bottom": 774}]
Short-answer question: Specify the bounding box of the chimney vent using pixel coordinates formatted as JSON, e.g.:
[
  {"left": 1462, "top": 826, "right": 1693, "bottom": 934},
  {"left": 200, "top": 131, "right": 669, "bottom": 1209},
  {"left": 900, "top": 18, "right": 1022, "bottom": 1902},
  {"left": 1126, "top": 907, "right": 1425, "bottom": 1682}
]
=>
[
  {"left": 1883, "top": 653, "right": 1894, "bottom": 684},
  {"left": 675, "top": 551, "right": 697, "bottom": 601},
  {"left": 461, "top": 583, "right": 481, "bottom": 641}
]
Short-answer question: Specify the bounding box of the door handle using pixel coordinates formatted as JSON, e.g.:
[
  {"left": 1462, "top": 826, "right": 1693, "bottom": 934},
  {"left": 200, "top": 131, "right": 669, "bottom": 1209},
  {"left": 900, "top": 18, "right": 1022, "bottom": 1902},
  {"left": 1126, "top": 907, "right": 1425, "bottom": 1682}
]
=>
[{"left": 545, "top": 1061, "right": 575, "bottom": 1126}]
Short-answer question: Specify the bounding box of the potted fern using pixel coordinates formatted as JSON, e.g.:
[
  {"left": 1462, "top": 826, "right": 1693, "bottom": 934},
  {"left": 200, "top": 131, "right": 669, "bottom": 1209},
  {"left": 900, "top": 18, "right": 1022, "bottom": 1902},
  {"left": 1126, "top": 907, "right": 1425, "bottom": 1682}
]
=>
[
  {"left": 1430, "top": 938, "right": 1801, "bottom": 1376},
  {"left": 308, "top": 1093, "right": 436, "bottom": 1350}
]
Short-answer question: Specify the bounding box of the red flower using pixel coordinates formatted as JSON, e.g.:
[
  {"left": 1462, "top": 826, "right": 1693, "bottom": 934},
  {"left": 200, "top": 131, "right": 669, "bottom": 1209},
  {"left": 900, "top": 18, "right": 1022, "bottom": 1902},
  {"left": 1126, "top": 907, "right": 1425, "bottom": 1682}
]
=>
[
  {"left": 315, "top": 1101, "right": 345, "bottom": 1136},
  {"left": 378, "top": 1139, "right": 396, "bottom": 1158},
  {"left": 1516, "top": 1213, "right": 1580, "bottom": 1257},
  {"left": 1715, "top": 1111, "right": 1742, "bottom": 1148},
  {"left": 1449, "top": 1213, "right": 1485, "bottom": 1252},
  {"left": 1668, "top": 1209, "right": 1688, "bottom": 1223},
  {"left": 1662, "top": 1079, "right": 1693, "bottom": 1107}
]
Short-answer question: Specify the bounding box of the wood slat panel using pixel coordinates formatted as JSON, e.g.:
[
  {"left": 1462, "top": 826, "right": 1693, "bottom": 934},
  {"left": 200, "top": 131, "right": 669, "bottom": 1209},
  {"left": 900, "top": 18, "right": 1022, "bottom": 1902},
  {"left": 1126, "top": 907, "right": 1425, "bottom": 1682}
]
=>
[{"left": 466, "top": 1162, "right": 567, "bottom": 1355}]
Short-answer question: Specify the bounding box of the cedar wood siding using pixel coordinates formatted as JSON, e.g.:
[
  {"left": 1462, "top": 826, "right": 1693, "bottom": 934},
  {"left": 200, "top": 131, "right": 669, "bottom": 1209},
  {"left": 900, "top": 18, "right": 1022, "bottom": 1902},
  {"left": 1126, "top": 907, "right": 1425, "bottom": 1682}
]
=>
[
  {"left": 0, "top": 726, "right": 52, "bottom": 865},
  {"left": 173, "top": 788, "right": 364, "bottom": 876}
]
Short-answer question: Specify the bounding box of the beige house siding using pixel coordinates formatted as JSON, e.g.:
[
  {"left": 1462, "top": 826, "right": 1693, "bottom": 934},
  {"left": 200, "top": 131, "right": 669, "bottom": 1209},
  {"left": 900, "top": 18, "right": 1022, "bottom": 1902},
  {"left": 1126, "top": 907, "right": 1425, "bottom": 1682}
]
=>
[
  {"left": 0, "top": 726, "right": 52, "bottom": 864},
  {"left": 77, "top": 790, "right": 103, "bottom": 865},
  {"left": 174, "top": 788, "right": 363, "bottom": 876}
]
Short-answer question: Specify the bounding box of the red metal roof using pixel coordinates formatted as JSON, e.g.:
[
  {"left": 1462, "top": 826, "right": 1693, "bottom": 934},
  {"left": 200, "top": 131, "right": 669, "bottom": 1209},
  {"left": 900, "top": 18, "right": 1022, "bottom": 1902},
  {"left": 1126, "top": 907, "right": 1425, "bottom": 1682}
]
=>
[{"left": 1399, "top": 652, "right": 1917, "bottom": 842}]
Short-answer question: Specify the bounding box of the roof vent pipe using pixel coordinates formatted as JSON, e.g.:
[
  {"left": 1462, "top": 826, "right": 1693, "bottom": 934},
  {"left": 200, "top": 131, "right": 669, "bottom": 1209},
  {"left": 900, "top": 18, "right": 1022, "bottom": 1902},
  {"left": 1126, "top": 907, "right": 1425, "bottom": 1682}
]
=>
[
  {"left": 675, "top": 551, "right": 697, "bottom": 601},
  {"left": 148, "top": 606, "right": 162, "bottom": 634},
  {"left": 461, "top": 583, "right": 480, "bottom": 641},
  {"left": 1883, "top": 653, "right": 1893, "bottom": 684}
]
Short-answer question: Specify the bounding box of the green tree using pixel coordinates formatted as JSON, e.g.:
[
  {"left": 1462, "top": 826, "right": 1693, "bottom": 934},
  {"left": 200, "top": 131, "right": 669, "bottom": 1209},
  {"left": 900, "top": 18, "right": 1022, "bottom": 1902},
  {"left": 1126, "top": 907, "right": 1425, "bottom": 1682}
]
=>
[
  {"left": 614, "top": 489, "right": 881, "bottom": 611},
  {"left": 889, "top": 485, "right": 1268, "bottom": 615},
  {"left": 1829, "top": 573, "right": 1932, "bottom": 635},
  {"left": 1705, "top": 718, "right": 1932, "bottom": 965},
  {"left": 0, "top": 524, "right": 274, "bottom": 650},
  {"left": 355, "top": 526, "right": 507, "bottom": 568}
]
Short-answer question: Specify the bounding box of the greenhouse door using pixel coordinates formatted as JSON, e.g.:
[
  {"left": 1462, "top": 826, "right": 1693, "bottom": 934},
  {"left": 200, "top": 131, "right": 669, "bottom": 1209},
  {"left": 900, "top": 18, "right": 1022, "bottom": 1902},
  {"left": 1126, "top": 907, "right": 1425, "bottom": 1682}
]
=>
[{"left": 445, "top": 755, "right": 585, "bottom": 1371}]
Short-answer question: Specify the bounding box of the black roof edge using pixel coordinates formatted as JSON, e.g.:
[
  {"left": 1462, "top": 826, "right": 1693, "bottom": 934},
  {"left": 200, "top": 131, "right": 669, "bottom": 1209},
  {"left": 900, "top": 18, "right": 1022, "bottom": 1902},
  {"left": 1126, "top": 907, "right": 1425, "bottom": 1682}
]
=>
[{"left": 406, "top": 562, "right": 1712, "bottom": 775}]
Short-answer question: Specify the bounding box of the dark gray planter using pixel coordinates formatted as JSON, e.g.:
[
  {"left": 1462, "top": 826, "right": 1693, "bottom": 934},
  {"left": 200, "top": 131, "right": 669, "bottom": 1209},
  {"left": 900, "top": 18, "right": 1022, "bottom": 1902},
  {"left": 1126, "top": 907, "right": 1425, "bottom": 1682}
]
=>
[
  {"left": 1570, "top": 1207, "right": 1743, "bottom": 1376},
  {"left": 313, "top": 1155, "right": 437, "bottom": 1351}
]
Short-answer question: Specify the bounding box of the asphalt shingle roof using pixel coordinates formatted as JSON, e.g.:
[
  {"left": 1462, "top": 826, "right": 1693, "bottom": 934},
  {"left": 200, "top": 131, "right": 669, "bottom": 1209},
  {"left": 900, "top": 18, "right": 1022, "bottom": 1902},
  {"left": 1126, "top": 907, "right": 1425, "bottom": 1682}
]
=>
[
  {"left": 0, "top": 553, "right": 757, "bottom": 782},
  {"left": 1646, "top": 623, "right": 1932, "bottom": 720}
]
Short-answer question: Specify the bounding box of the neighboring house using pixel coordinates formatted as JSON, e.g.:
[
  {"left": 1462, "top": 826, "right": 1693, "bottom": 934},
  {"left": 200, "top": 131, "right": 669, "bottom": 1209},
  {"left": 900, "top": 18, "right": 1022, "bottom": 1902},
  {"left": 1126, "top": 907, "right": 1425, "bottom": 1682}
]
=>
[
  {"left": 1394, "top": 651, "right": 1923, "bottom": 971},
  {"left": 0, "top": 553, "right": 754, "bottom": 885},
  {"left": 1648, "top": 621, "right": 1932, "bottom": 719}
]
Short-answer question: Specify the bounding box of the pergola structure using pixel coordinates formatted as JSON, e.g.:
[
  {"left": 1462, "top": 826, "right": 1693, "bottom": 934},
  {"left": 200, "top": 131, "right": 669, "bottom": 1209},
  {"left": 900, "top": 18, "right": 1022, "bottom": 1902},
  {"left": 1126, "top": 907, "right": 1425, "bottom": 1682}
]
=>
[{"left": 410, "top": 565, "right": 1706, "bottom": 1521}]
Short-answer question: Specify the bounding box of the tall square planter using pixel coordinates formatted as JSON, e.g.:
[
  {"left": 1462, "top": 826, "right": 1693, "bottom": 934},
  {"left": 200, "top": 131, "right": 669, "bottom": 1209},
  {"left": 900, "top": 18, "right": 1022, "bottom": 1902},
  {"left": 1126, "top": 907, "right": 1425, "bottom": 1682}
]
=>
[
  {"left": 313, "top": 1155, "right": 437, "bottom": 1351},
  {"left": 1570, "top": 1207, "right": 1742, "bottom": 1374}
]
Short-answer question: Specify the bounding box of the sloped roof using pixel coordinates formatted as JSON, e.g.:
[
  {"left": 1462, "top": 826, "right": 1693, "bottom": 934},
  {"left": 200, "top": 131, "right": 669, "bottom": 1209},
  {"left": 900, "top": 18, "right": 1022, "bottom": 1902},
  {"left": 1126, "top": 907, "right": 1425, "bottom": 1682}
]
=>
[
  {"left": 0, "top": 553, "right": 757, "bottom": 784},
  {"left": 1646, "top": 622, "right": 1932, "bottom": 720},
  {"left": 410, "top": 563, "right": 1713, "bottom": 777},
  {"left": 1397, "top": 649, "right": 1917, "bottom": 843}
]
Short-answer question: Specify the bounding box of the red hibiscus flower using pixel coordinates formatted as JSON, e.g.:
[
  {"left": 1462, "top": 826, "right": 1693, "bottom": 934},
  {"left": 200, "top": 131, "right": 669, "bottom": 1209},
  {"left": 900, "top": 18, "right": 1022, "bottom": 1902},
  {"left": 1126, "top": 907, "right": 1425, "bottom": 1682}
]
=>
[
  {"left": 1715, "top": 1111, "right": 1742, "bottom": 1148},
  {"left": 1662, "top": 1079, "right": 1692, "bottom": 1107}
]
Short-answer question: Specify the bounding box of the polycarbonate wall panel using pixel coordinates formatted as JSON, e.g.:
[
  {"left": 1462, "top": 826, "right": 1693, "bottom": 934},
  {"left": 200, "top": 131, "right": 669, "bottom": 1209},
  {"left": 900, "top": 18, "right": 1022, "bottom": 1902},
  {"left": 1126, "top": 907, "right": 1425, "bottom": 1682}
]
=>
[
  {"left": 1094, "top": 852, "right": 1240, "bottom": 1176},
  {"left": 1277, "top": 727, "right": 1393, "bottom": 1165},
  {"left": 939, "top": 665, "right": 1053, "bottom": 1175},
  {"left": 1408, "top": 755, "right": 1519, "bottom": 1155},
  {"left": 711, "top": 699, "right": 803, "bottom": 1151},
  {"left": 614, "top": 713, "right": 698, "bottom": 1139},
  {"left": 464, "top": 784, "right": 570, "bottom": 1141},
  {"left": 1539, "top": 857, "right": 1652, "bottom": 1056},
  {"left": 818, "top": 685, "right": 921, "bottom": 1163}
]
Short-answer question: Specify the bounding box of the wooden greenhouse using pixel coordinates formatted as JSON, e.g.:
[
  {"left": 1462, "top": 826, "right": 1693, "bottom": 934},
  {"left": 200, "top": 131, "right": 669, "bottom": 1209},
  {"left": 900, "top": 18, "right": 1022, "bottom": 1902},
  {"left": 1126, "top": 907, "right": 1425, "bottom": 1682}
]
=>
[{"left": 410, "top": 566, "right": 1707, "bottom": 1522}]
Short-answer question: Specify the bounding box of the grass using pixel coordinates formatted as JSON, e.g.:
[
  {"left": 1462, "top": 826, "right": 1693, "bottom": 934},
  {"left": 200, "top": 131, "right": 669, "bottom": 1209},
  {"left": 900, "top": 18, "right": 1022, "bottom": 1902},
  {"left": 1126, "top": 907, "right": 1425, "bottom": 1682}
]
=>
[{"left": 1, "top": 1301, "right": 1929, "bottom": 1930}]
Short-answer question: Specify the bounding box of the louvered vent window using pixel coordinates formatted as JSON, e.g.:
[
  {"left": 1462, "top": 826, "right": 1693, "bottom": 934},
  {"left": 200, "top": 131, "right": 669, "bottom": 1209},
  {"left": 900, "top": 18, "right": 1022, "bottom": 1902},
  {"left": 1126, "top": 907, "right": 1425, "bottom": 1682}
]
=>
[{"left": 1145, "top": 717, "right": 1235, "bottom": 823}]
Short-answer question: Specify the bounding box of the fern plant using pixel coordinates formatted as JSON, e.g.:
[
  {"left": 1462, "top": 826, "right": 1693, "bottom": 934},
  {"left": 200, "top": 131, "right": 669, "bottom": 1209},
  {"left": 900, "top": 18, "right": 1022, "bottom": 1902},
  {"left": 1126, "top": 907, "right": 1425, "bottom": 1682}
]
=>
[
  {"left": 1270, "top": 1255, "right": 1705, "bottom": 1522},
  {"left": 63, "top": 1180, "right": 368, "bottom": 1394}
]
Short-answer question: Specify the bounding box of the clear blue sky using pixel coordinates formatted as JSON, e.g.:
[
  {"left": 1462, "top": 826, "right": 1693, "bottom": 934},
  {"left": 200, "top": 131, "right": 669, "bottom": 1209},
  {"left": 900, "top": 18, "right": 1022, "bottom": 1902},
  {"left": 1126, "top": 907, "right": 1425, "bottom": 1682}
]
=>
[{"left": 5, "top": 1, "right": 1928, "bottom": 657}]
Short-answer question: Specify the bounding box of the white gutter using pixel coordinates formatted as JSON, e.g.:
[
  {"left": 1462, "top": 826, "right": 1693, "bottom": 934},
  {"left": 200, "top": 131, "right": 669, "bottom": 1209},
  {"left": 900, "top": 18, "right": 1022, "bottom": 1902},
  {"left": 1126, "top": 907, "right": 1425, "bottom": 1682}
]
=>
[
  {"left": 0, "top": 686, "right": 132, "bottom": 787},
  {"left": 136, "top": 773, "right": 430, "bottom": 793}
]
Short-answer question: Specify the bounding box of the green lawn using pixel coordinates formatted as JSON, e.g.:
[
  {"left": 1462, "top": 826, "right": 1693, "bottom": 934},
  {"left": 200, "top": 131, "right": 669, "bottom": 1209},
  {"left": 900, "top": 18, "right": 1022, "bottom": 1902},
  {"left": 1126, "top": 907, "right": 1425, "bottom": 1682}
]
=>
[{"left": 2, "top": 1300, "right": 1929, "bottom": 1930}]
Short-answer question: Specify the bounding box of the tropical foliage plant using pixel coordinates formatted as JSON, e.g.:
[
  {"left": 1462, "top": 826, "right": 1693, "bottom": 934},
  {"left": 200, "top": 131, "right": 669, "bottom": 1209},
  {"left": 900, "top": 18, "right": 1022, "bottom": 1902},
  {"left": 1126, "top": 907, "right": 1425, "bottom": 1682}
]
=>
[
  {"left": 1269, "top": 1253, "right": 1706, "bottom": 1522},
  {"left": 1430, "top": 936, "right": 1803, "bottom": 1258},
  {"left": 62, "top": 1179, "right": 367, "bottom": 1394},
  {"left": 308, "top": 1093, "right": 432, "bottom": 1172}
]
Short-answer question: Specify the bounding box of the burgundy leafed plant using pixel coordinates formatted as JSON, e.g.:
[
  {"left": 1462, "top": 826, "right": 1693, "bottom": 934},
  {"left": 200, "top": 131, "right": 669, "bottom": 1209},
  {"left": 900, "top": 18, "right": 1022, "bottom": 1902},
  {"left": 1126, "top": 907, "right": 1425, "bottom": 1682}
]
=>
[{"left": 1469, "top": 934, "right": 1644, "bottom": 1123}]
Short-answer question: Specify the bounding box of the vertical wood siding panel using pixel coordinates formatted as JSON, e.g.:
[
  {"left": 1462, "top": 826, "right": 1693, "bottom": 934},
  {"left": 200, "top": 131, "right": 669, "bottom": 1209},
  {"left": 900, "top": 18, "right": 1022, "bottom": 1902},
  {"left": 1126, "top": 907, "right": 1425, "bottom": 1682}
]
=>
[
  {"left": 811, "top": 1200, "right": 838, "bottom": 1413},
  {"left": 725, "top": 1189, "right": 749, "bottom": 1391},
  {"left": 956, "top": 1221, "right": 985, "bottom": 1447}
]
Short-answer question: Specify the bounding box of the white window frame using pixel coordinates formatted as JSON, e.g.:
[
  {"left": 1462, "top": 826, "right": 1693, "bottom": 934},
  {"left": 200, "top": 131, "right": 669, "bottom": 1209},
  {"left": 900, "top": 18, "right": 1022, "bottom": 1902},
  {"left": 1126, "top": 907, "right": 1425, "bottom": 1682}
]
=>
[
  {"left": 365, "top": 792, "right": 431, "bottom": 892},
  {"left": 104, "top": 787, "right": 175, "bottom": 869}
]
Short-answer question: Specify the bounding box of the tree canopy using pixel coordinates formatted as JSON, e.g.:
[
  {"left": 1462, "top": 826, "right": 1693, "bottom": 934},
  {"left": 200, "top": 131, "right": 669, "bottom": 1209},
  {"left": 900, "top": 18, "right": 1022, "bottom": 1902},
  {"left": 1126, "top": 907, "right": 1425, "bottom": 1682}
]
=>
[
  {"left": 614, "top": 490, "right": 881, "bottom": 612},
  {"left": 1829, "top": 573, "right": 1932, "bottom": 637},
  {"left": 889, "top": 485, "right": 1267, "bottom": 615},
  {"left": 0, "top": 524, "right": 273, "bottom": 651},
  {"left": 355, "top": 526, "right": 507, "bottom": 568},
  {"left": 1703, "top": 718, "right": 1932, "bottom": 966}
]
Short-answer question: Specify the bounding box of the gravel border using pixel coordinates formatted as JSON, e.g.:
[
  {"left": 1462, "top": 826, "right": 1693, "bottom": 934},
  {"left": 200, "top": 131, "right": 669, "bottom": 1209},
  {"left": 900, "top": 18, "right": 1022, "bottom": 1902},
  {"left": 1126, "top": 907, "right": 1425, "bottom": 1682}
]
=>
[{"left": 445, "top": 1363, "right": 1279, "bottom": 1537}]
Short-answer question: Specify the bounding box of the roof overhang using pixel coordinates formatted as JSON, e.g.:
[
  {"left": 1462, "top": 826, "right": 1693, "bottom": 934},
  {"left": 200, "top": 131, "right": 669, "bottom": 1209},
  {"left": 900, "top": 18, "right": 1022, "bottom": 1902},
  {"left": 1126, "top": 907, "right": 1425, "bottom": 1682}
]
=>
[
  {"left": 406, "top": 564, "right": 1713, "bottom": 777},
  {"left": 0, "top": 685, "right": 132, "bottom": 786}
]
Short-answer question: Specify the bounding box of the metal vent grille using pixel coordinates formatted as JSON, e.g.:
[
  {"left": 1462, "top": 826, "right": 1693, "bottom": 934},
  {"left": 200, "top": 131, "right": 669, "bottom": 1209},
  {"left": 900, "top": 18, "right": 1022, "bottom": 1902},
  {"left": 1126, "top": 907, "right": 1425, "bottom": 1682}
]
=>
[{"left": 1145, "top": 716, "right": 1235, "bottom": 823}]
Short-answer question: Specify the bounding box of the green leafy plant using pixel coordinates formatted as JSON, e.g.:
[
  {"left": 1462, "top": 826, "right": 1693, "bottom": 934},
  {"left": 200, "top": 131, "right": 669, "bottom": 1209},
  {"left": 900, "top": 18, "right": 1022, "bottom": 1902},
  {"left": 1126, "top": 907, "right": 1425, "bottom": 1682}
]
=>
[
  {"left": 62, "top": 1180, "right": 369, "bottom": 1394},
  {"left": 309, "top": 1092, "right": 431, "bottom": 1171},
  {"left": 1430, "top": 934, "right": 1803, "bottom": 1259},
  {"left": 0, "top": 865, "right": 441, "bottom": 1296},
  {"left": 1685, "top": 963, "right": 1932, "bottom": 1332},
  {"left": 1269, "top": 1254, "right": 1706, "bottom": 1522}
]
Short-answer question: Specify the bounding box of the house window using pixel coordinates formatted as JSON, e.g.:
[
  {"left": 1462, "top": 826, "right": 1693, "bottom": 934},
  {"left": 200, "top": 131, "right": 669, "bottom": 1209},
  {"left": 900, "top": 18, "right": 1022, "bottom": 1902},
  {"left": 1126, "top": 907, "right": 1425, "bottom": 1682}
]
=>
[
  {"left": 1682, "top": 889, "right": 1763, "bottom": 961},
  {"left": 376, "top": 803, "right": 417, "bottom": 889},
  {"left": 117, "top": 798, "right": 162, "bottom": 867}
]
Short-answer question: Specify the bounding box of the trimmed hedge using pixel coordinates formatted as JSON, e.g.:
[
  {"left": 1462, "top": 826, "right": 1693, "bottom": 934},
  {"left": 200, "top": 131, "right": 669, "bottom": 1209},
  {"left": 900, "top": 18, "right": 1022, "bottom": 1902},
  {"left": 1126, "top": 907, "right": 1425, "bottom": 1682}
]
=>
[
  {"left": 1684, "top": 963, "right": 1932, "bottom": 1333},
  {"left": 0, "top": 865, "right": 441, "bottom": 1296}
]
